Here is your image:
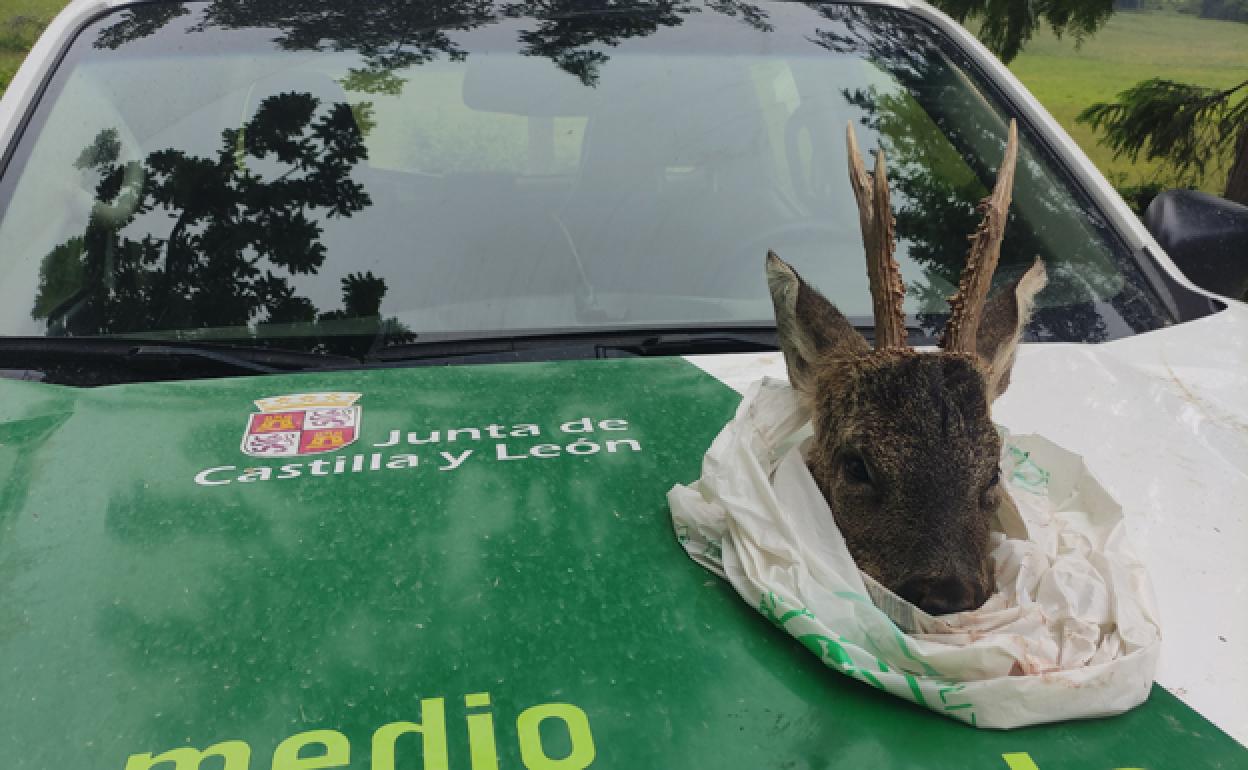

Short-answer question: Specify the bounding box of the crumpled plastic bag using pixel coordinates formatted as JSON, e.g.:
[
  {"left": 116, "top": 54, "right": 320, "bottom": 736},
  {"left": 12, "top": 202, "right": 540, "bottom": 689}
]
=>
[{"left": 667, "top": 378, "right": 1161, "bottom": 729}]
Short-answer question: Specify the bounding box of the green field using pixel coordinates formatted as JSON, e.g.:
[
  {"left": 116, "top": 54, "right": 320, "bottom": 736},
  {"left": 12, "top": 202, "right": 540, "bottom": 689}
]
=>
[
  {"left": 1, "top": 3, "right": 1246, "bottom": 194},
  {"left": 0, "top": 0, "right": 62, "bottom": 92},
  {"left": 1008, "top": 10, "right": 1248, "bottom": 193}
]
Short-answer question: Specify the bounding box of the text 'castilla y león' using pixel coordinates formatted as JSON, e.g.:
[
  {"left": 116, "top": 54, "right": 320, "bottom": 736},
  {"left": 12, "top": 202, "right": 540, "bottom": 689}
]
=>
[{"left": 194, "top": 417, "right": 642, "bottom": 486}]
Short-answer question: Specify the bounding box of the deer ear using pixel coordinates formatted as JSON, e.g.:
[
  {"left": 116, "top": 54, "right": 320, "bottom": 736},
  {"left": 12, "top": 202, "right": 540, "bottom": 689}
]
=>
[
  {"left": 767, "top": 251, "right": 870, "bottom": 392},
  {"left": 976, "top": 258, "right": 1047, "bottom": 401}
]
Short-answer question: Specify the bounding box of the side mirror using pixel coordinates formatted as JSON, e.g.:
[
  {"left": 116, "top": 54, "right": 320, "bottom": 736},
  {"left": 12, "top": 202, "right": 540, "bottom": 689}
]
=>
[{"left": 1144, "top": 190, "right": 1248, "bottom": 302}]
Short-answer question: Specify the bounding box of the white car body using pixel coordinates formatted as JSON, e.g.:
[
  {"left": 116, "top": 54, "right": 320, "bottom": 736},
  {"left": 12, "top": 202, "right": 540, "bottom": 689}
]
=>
[{"left": 2, "top": 0, "right": 1244, "bottom": 750}]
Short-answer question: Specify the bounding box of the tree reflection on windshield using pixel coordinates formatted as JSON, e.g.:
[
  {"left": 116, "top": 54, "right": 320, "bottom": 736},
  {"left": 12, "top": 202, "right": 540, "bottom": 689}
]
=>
[
  {"left": 37, "top": 0, "right": 1169, "bottom": 348},
  {"left": 807, "top": 4, "right": 1169, "bottom": 342},
  {"left": 93, "top": 0, "right": 774, "bottom": 91},
  {"left": 33, "top": 92, "right": 405, "bottom": 353},
  {"left": 505, "top": 0, "right": 771, "bottom": 86},
  {"left": 92, "top": 3, "right": 191, "bottom": 49}
]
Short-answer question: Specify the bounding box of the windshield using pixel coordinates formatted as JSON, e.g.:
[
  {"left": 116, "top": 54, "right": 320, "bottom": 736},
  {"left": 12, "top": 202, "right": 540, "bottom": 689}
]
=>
[{"left": 0, "top": 0, "right": 1172, "bottom": 359}]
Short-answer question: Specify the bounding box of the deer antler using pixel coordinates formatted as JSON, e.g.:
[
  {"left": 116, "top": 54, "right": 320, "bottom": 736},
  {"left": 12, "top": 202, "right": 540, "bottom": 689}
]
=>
[
  {"left": 846, "top": 122, "right": 907, "bottom": 350},
  {"left": 941, "top": 119, "right": 1020, "bottom": 353}
]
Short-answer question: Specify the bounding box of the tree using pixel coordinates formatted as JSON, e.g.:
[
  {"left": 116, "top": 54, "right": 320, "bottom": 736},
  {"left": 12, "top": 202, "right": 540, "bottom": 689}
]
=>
[
  {"left": 89, "top": 0, "right": 1118, "bottom": 87},
  {"left": 926, "top": 0, "right": 1115, "bottom": 62},
  {"left": 34, "top": 91, "right": 405, "bottom": 351},
  {"left": 503, "top": 0, "right": 772, "bottom": 85},
  {"left": 92, "top": 0, "right": 773, "bottom": 92},
  {"left": 1201, "top": 0, "right": 1248, "bottom": 22},
  {"left": 1077, "top": 78, "right": 1248, "bottom": 205},
  {"left": 807, "top": 5, "right": 1168, "bottom": 343}
]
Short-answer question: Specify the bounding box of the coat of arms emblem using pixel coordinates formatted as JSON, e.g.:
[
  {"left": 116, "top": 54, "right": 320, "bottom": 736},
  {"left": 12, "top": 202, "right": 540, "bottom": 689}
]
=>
[{"left": 241, "top": 392, "right": 362, "bottom": 457}]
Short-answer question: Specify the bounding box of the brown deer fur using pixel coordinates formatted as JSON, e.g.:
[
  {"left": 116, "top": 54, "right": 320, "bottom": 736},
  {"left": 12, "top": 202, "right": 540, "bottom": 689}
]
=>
[{"left": 765, "top": 120, "right": 1047, "bottom": 615}]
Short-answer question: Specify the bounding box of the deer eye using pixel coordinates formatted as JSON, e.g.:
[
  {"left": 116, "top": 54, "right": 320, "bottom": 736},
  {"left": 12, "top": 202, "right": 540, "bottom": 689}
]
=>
[
  {"left": 843, "top": 453, "right": 871, "bottom": 484},
  {"left": 989, "top": 467, "right": 1001, "bottom": 488}
]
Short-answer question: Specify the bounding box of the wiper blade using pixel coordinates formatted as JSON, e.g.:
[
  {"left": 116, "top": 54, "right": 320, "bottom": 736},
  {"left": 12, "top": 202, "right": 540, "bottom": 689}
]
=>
[
  {"left": 124, "top": 344, "right": 349, "bottom": 374},
  {"left": 0, "top": 337, "right": 359, "bottom": 385},
  {"left": 368, "top": 317, "right": 948, "bottom": 364},
  {"left": 369, "top": 327, "right": 779, "bottom": 363},
  {"left": 628, "top": 332, "right": 777, "bottom": 355}
]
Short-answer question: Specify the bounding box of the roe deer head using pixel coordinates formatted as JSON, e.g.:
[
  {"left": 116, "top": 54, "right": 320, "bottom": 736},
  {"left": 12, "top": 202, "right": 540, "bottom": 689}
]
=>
[{"left": 766, "top": 120, "right": 1047, "bottom": 615}]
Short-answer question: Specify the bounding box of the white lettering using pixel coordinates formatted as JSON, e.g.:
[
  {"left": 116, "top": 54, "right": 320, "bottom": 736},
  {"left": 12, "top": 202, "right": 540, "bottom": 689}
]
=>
[
  {"left": 386, "top": 454, "right": 420, "bottom": 470},
  {"left": 495, "top": 443, "right": 528, "bottom": 461},
  {"left": 438, "top": 450, "right": 473, "bottom": 471},
  {"left": 447, "top": 428, "right": 481, "bottom": 442},
  {"left": 194, "top": 466, "right": 237, "bottom": 486},
  {"left": 195, "top": 417, "right": 644, "bottom": 488},
  {"left": 566, "top": 438, "right": 600, "bottom": 456},
  {"left": 237, "top": 467, "right": 272, "bottom": 483},
  {"left": 559, "top": 417, "right": 593, "bottom": 434},
  {"left": 373, "top": 429, "right": 401, "bottom": 448}
]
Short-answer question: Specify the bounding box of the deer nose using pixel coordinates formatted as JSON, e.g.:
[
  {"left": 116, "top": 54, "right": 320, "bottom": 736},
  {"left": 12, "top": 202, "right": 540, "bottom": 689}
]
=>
[{"left": 896, "top": 577, "right": 985, "bottom": 616}]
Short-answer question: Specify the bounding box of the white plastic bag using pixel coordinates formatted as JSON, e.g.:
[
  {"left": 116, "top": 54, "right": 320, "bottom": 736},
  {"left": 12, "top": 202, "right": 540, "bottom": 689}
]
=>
[{"left": 667, "top": 378, "right": 1161, "bottom": 729}]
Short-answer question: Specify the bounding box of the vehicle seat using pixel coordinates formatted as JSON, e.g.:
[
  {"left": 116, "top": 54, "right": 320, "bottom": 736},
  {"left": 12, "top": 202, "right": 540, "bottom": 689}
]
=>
[{"left": 558, "top": 58, "right": 793, "bottom": 300}]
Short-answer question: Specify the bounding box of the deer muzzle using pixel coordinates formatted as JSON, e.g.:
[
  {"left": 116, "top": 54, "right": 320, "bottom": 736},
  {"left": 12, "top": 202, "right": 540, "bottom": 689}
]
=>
[{"left": 895, "top": 574, "right": 989, "bottom": 616}]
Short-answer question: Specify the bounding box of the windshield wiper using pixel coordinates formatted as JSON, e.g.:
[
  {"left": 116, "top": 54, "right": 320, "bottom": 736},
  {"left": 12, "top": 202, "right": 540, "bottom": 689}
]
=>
[
  {"left": 368, "top": 321, "right": 945, "bottom": 364},
  {"left": 369, "top": 327, "right": 780, "bottom": 364},
  {"left": 626, "top": 331, "right": 779, "bottom": 355},
  {"left": 0, "top": 338, "right": 359, "bottom": 385},
  {"left": 124, "top": 344, "right": 358, "bottom": 374},
  {"left": 367, "top": 315, "right": 945, "bottom": 364}
]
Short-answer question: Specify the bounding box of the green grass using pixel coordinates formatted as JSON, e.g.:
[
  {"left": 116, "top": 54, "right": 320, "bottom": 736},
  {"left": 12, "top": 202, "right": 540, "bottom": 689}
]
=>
[
  {"left": 1009, "top": 10, "right": 1248, "bottom": 193},
  {"left": 0, "top": 0, "right": 65, "bottom": 92},
  {"left": 1, "top": 3, "right": 1245, "bottom": 194}
]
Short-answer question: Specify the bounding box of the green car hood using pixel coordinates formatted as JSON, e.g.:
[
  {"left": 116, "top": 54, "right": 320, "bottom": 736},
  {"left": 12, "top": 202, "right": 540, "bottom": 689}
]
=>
[{"left": 0, "top": 357, "right": 1241, "bottom": 769}]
